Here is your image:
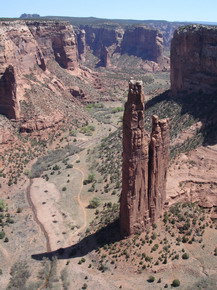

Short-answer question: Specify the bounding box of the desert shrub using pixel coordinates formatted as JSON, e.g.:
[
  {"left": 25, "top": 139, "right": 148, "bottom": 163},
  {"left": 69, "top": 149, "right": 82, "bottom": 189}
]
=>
[
  {"left": 80, "top": 125, "right": 95, "bottom": 135},
  {"left": 6, "top": 261, "right": 30, "bottom": 289},
  {"left": 0, "top": 200, "right": 6, "bottom": 212},
  {"left": 62, "top": 187, "right": 67, "bottom": 191},
  {"left": 112, "top": 107, "right": 123, "bottom": 113},
  {"left": 147, "top": 276, "right": 155, "bottom": 283},
  {"left": 83, "top": 173, "right": 95, "bottom": 185},
  {"left": 31, "top": 144, "right": 81, "bottom": 178},
  {"left": 88, "top": 197, "right": 100, "bottom": 209},
  {"left": 151, "top": 244, "right": 159, "bottom": 251},
  {"left": 82, "top": 283, "right": 87, "bottom": 289},
  {"left": 0, "top": 231, "right": 5, "bottom": 239},
  {"left": 171, "top": 279, "right": 180, "bottom": 287},
  {"left": 66, "top": 164, "right": 73, "bottom": 169},
  {"left": 182, "top": 253, "right": 189, "bottom": 260},
  {"left": 52, "top": 165, "right": 61, "bottom": 171}
]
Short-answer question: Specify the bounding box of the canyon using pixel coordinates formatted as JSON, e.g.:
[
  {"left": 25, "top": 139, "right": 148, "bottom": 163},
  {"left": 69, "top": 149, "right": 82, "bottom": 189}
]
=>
[{"left": 0, "top": 18, "right": 217, "bottom": 289}]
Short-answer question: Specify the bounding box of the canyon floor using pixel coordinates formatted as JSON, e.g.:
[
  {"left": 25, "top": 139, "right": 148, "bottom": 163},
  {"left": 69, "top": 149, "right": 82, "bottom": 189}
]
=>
[{"left": 0, "top": 72, "right": 217, "bottom": 290}]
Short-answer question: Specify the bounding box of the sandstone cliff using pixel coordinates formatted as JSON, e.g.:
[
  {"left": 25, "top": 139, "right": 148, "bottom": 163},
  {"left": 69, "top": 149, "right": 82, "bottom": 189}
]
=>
[
  {"left": 171, "top": 25, "right": 217, "bottom": 94},
  {"left": 121, "top": 26, "right": 163, "bottom": 62},
  {"left": 0, "top": 20, "right": 87, "bottom": 125},
  {"left": 0, "top": 65, "right": 19, "bottom": 119},
  {"left": 77, "top": 24, "right": 165, "bottom": 69},
  {"left": 120, "top": 80, "right": 170, "bottom": 236}
]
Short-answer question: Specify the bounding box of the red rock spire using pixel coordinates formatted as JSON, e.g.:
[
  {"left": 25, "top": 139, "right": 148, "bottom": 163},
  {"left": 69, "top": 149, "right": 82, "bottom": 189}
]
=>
[
  {"left": 120, "top": 80, "right": 149, "bottom": 236},
  {"left": 120, "top": 80, "right": 170, "bottom": 236}
]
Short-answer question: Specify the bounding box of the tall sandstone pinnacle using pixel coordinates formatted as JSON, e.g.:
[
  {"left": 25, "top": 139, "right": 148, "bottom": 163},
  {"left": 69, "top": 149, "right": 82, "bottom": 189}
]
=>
[
  {"left": 120, "top": 80, "right": 150, "bottom": 236},
  {"left": 149, "top": 115, "right": 170, "bottom": 223},
  {"left": 120, "top": 80, "right": 170, "bottom": 236}
]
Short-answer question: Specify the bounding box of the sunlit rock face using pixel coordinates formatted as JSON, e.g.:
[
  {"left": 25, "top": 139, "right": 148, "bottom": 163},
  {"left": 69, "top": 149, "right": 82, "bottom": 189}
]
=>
[{"left": 120, "top": 80, "right": 169, "bottom": 236}]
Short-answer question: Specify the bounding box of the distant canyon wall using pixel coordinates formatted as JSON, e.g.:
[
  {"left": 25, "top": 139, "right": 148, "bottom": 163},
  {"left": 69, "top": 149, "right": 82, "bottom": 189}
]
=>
[
  {"left": 77, "top": 25, "right": 165, "bottom": 68},
  {"left": 171, "top": 25, "right": 217, "bottom": 95}
]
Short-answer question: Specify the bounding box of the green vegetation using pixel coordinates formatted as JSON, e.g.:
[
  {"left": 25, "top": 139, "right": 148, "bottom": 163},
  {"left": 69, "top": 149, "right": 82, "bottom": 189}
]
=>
[
  {"left": 182, "top": 253, "right": 189, "bottom": 260},
  {"left": 88, "top": 197, "right": 101, "bottom": 209},
  {"left": 7, "top": 261, "right": 30, "bottom": 290},
  {"left": 80, "top": 125, "right": 95, "bottom": 136},
  {"left": 83, "top": 173, "right": 96, "bottom": 185},
  {"left": 172, "top": 279, "right": 181, "bottom": 287},
  {"left": 31, "top": 144, "right": 81, "bottom": 178},
  {"left": 147, "top": 276, "right": 155, "bottom": 283}
]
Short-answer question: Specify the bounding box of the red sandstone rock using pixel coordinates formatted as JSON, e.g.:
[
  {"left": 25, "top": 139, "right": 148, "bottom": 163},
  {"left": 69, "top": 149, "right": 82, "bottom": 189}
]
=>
[
  {"left": 148, "top": 115, "right": 170, "bottom": 222},
  {"left": 171, "top": 25, "right": 217, "bottom": 94},
  {"left": 19, "top": 114, "right": 63, "bottom": 133},
  {"left": 0, "top": 20, "right": 80, "bottom": 121},
  {"left": 120, "top": 81, "right": 170, "bottom": 236},
  {"left": 27, "top": 21, "right": 79, "bottom": 71},
  {"left": 0, "top": 65, "right": 19, "bottom": 119},
  {"left": 120, "top": 80, "right": 150, "bottom": 236},
  {"left": 121, "top": 26, "right": 163, "bottom": 62}
]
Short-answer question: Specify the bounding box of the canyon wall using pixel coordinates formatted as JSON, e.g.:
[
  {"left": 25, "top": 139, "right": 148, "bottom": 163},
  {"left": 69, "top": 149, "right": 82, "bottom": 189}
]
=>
[
  {"left": 120, "top": 80, "right": 170, "bottom": 236},
  {"left": 0, "top": 20, "right": 80, "bottom": 120},
  {"left": 171, "top": 25, "right": 217, "bottom": 95},
  {"left": 77, "top": 24, "right": 164, "bottom": 68},
  {"left": 121, "top": 27, "right": 163, "bottom": 62}
]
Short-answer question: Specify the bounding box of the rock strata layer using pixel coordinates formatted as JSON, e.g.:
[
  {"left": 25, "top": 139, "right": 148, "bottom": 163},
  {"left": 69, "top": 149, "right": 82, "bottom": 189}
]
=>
[
  {"left": 120, "top": 80, "right": 170, "bottom": 236},
  {"left": 0, "top": 20, "right": 80, "bottom": 120},
  {"left": 171, "top": 25, "right": 217, "bottom": 94},
  {"left": 78, "top": 25, "right": 164, "bottom": 68}
]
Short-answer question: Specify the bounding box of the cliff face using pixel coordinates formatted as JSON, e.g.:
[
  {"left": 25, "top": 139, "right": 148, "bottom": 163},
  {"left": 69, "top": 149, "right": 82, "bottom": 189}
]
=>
[
  {"left": 27, "top": 21, "right": 79, "bottom": 70},
  {"left": 0, "top": 20, "right": 80, "bottom": 120},
  {"left": 0, "top": 65, "right": 19, "bottom": 119},
  {"left": 121, "top": 27, "right": 163, "bottom": 62},
  {"left": 78, "top": 25, "right": 164, "bottom": 68},
  {"left": 120, "top": 80, "right": 170, "bottom": 236},
  {"left": 171, "top": 25, "right": 217, "bottom": 94}
]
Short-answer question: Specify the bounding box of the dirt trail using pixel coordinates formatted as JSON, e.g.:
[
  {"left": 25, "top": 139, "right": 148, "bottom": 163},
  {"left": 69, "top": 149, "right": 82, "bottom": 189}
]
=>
[{"left": 26, "top": 179, "right": 51, "bottom": 253}]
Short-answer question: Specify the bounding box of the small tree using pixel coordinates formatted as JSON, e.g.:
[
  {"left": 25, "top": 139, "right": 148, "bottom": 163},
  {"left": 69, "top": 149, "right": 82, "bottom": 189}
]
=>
[
  {"left": 88, "top": 197, "right": 100, "bottom": 209},
  {"left": 147, "top": 276, "right": 155, "bottom": 283},
  {"left": 171, "top": 279, "right": 180, "bottom": 287},
  {"left": 182, "top": 253, "right": 189, "bottom": 260}
]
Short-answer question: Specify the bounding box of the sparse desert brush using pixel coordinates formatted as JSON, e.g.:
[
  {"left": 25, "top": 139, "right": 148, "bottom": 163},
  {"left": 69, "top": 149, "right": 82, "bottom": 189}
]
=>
[{"left": 88, "top": 197, "right": 100, "bottom": 209}]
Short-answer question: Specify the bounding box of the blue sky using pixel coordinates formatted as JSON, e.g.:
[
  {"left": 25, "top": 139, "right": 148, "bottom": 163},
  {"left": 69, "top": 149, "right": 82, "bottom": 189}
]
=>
[{"left": 1, "top": 0, "right": 217, "bottom": 22}]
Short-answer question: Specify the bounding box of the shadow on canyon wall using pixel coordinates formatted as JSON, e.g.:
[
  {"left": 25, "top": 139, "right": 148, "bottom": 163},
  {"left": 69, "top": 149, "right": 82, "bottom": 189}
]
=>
[{"left": 145, "top": 90, "right": 217, "bottom": 146}]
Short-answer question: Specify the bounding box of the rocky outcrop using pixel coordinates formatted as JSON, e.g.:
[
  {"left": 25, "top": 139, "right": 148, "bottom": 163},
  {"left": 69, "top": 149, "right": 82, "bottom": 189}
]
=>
[
  {"left": 19, "top": 114, "right": 63, "bottom": 133},
  {"left": 27, "top": 21, "right": 79, "bottom": 71},
  {"left": 171, "top": 25, "right": 217, "bottom": 95},
  {"left": 0, "top": 65, "right": 19, "bottom": 119},
  {"left": 148, "top": 115, "right": 170, "bottom": 222},
  {"left": 76, "top": 29, "right": 86, "bottom": 61},
  {"left": 69, "top": 86, "right": 85, "bottom": 100},
  {"left": 120, "top": 80, "right": 170, "bottom": 236},
  {"left": 121, "top": 26, "right": 163, "bottom": 62},
  {"left": 0, "top": 20, "right": 80, "bottom": 120}
]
